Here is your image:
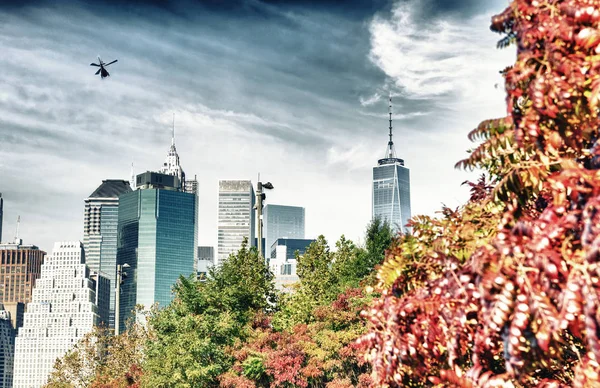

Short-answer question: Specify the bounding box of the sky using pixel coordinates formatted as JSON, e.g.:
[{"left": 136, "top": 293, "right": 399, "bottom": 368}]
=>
[{"left": 0, "top": 0, "right": 515, "bottom": 253}]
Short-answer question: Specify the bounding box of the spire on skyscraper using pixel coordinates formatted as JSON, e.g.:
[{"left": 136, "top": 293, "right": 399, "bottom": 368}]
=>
[
  {"left": 130, "top": 161, "right": 135, "bottom": 190},
  {"left": 387, "top": 91, "right": 396, "bottom": 159},
  {"left": 159, "top": 112, "right": 185, "bottom": 189},
  {"left": 172, "top": 112, "right": 175, "bottom": 147}
]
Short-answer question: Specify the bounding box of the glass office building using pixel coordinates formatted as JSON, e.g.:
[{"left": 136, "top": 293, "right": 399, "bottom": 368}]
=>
[
  {"left": 263, "top": 205, "right": 305, "bottom": 254},
  {"left": 117, "top": 172, "right": 197, "bottom": 333},
  {"left": 217, "top": 180, "right": 255, "bottom": 266},
  {"left": 83, "top": 180, "right": 132, "bottom": 329},
  {"left": 372, "top": 94, "right": 411, "bottom": 233},
  {"left": 372, "top": 159, "right": 411, "bottom": 232}
]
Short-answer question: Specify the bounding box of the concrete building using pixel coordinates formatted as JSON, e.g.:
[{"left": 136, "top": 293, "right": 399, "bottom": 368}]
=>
[
  {"left": 263, "top": 205, "right": 305, "bottom": 254},
  {"left": 372, "top": 94, "right": 411, "bottom": 232},
  {"left": 217, "top": 180, "right": 255, "bottom": 266},
  {"left": 83, "top": 180, "right": 132, "bottom": 329},
  {"left": 0, "top": 242, "right": 45, "bottom": 330},
  {"left": 269, "top": 238, "right": 315, "bottom": 291},
  {"left": 0, "top": 306, "right": 14, "bottom": 388},
  {"left": 13, "top": 241, "right": 106, "bottom": 388},
  {"left": 117, "top": 172, "right": 197, "bottom": 333},
  {"left": 197, "top": 246, "right": 214, "bottom": 281}
]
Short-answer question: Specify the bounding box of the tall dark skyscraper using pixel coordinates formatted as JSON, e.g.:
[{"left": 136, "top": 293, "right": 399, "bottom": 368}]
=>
[
  {"left": 0, "top": 306, "right": 14, "bottom": 388},
  {"left": 372, "top": 94, "right": 411, "bottom": 232},
  {"left": 117, "top": 172, "right": 198, "bottom": 333},
  {"left": 84, "top": 180, "right": 132, "bottom": 329},
  {"left": 263, "top": 205, "right": 305, "bottom": 254}
]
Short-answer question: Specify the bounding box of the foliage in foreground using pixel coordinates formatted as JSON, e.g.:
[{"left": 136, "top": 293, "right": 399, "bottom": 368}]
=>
[{"left": 362, "top": 0, "right": 600, "bottom": 386}]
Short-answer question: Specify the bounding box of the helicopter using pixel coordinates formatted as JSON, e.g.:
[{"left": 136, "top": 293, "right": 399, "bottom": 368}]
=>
[{"left": 90, "top": 56, "right": 118, "bottom": 79}]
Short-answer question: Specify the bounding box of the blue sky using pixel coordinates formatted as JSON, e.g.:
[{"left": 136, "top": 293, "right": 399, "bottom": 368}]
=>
[{"left": 0, "top": 0, "right": 514, "bottom": 252}]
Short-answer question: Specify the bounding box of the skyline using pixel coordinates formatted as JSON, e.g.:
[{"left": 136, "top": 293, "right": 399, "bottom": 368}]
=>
[{"left": 0, "top": 0, "right": 515, "bottom": 252}]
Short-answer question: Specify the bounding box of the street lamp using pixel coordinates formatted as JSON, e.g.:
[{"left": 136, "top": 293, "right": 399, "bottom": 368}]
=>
[
  {"left": 255, "top": 180, "right": 274, "bottom": 259},
  {"left": 114, "top": 263, "right": 130, "bottom": 336}
]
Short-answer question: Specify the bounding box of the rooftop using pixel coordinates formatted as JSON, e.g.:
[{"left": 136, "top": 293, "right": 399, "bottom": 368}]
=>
[{"left": 88, "top": 180, "right": 132, "bottom": 198}]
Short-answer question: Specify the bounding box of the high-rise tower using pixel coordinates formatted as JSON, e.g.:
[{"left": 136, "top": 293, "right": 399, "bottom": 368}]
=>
[
  {"left": 83, "top": 180, "right": 132, "bottom": 329},
  {"left": 0, "top": 240, "right": 45, "bottom": 330},
  {"left": 0, "top": 306, "right": 14, "bottom": 388},
  {"left": 263, "top": 205, "right": 305, "bottom": 255},
  {"left": 117, "top": 172, "right": 198, "bottom": 333},
  {"left": 372, "top": 94, "right": 411, "bottom": 232},
  {"left": 13, "top": 241, "right": 106, "bottom": 388},
  {"left": 217, "top": 180, "right": 255, "bottom": 266}
]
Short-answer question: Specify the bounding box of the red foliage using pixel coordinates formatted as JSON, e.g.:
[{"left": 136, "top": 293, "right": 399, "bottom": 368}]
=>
[
  {"left": 362, "top": 0, "right": 600, "bottom": 386},
  {"left": 265, "top": 346, "right": 307, "bottom": 387},
  {"left": 220, "top": 288, "right": 371, "bottom": 387}
]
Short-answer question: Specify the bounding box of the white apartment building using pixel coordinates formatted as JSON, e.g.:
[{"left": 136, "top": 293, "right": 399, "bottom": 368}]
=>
[{"left": 13, "top": 241, "right": 102, "bottom": 388}]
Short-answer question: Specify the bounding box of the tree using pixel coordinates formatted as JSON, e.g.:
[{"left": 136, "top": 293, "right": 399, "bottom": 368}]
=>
[
  {"left": 45, "top": 322, "right": 147, "bottom": 388},
  {"left": 142, "top": 239, "right": 276, "bottom": 387},
  {"left": 362, "top": 0, "right": 600, "bottom": 386},
  {"left": 221, "top": 288, "right": 373, "bottom": 388}
]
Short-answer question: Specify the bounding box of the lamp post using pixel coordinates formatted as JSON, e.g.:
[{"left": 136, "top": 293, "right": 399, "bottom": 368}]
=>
[
  {"left": 115, "top": 263, "right": 130, "bottom": 336},
  {"left": 255, "top": 180, "right": 274, "bottom": 259}
]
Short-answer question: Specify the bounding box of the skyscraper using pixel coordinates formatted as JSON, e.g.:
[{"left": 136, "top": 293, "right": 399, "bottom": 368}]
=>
[
  {"left": 217, "top": 180, "right": 255, "bottom": 266},
  {"left": 263, "top": 205, "right": 305, "bottom": 254},
  {"left": 0, "top": 241, "right": 45, "bottom": 330},
  {"left": 13, "top": 241, "right": 106, "bottom": 388},
  {"left": 158, "top": 116, "right": 198, "bottom": 195},
  {"left": 372, "top": 94, "right": 411, "bottom": 232},
  {"left": 117, "top": 172, "right": 198, "bottom": 333},
  {"left": 0, "top": 194, "right": 3, "bottom": 244},
  {"left": 0, "top": 306, "right": 14, "bottom": 388},
  {"left": 83, "top": 180, "right": 132, "bottom": 329}
]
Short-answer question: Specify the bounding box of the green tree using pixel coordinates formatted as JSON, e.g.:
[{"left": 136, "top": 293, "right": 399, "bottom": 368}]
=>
[
  {"left": 333, "top": 219, "right": 393, "bottom": 289},
  {"left": 142, "top": 238, "right": 276, "bottom": 387},
  {"left": 45, "top": 321, "right": 147, "bottom": 388},
  {"left": 362, "top": 217, "right": 393, "bottom": 275}
]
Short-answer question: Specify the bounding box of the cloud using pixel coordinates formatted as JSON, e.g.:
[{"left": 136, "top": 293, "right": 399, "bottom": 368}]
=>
[
  {"left": 368, "top": 0, "right": 514, "bottom": 99},
  {"left": 359, "top": 92, "right": 382, "bottom": 106}
]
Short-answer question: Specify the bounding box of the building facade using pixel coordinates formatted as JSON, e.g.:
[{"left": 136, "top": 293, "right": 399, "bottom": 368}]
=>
[
  {"left": 0, "top": 307, "right": 14, "bottom": 388},
  {"left": 269, "top": 238, "right": 315, "bottom": 291},
  {"left": 13, "top": 241, "right": 105, "bottom": 388},
  {"left": 217, "top": 180, "right": 255, "bottom": 266},
  {"left": 0, "top": 242, "right": 45, "bottom": 330},
  {"left": 263, "top": 205, "right": 305, "bottom": 254},
  {"left": 83, "top": 180, "right": 132, "bottom": 329},
  {"left": 372, "top": 161, "right": 411, "bottom": 232},
  {"left": 197, "top": 246, "right": 214, "bottom": 281},
  {"left": 117, "top": 172, "right": 197, "bottom": 333},
  {"left": 372, "top": 94, "right": 411, "bottom": 232}
]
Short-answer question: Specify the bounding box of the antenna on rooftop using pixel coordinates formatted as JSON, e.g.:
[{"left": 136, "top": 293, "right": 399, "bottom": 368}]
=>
[
  {"left": 172, "top": 112, "right": 175, "bottom": 146},
  {"left": 130, "top": 160, "right": 135, "bottom": 190},
  {"left": 14, "top": 216, "right": 20, "bottom": 245},
  {"left": 387, "top": 91, "right": 395, "bottom": 159}
]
